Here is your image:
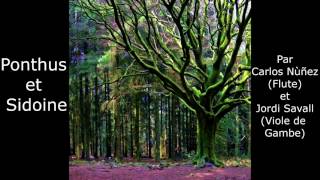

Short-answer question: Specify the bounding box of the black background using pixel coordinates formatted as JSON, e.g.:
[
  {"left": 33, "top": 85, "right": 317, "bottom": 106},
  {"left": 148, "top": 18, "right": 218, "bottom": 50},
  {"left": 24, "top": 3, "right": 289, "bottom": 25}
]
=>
[
  {"left": 0, "top": 1, "right": 69, "bottom": 179},
  {"left": 0, "top": 0, "right": 318, "bottom": 180},
  {"left": 252, "top": 0, "right": 319, "bottom": 179}
]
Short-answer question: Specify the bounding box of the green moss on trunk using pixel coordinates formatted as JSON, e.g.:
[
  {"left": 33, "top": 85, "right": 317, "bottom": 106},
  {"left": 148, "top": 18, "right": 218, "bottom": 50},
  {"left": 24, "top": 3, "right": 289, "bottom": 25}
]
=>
[{"left": 193, "top": 113, "right": 223, "bottom": 167}]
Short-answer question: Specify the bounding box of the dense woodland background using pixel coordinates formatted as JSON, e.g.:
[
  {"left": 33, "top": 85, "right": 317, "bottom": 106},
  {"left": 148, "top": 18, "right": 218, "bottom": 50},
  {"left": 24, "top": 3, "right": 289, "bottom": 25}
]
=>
[{"left": 69, "top": 0, "right": 251, "bottom": 164}]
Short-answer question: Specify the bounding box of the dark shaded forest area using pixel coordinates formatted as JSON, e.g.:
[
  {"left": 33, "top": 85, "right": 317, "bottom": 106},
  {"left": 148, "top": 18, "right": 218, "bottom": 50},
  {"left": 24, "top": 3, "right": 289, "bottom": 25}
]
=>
[{"left": 69, "top": 0, "right": 251, "bottom": 179}]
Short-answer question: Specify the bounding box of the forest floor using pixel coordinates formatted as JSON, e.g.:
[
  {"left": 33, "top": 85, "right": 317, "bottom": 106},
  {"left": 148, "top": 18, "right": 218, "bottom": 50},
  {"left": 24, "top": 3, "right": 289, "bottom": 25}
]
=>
[{"left": 69, "top": 158, "right": 251, "bottom": 180}]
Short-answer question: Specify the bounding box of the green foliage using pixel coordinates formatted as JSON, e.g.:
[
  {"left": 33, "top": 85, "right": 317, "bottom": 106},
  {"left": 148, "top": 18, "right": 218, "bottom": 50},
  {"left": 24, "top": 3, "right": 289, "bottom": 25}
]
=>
[
  {"left": 98, "top": 50, "right": 112, "bottom": 66},
  {"left": 193, "top": 155, "right": 206, "bottom": 168},
  {"left": 215, "top": 114, "right": 234, "bottom": 157},
  {"left": 223, "top": 157, "right": 251, "bottom": 167},
  {"left": 184, "top": 151, "right": 196, "bottom": 160},
  {"left": 192, "top": 87, "right": 202, "bottom": 98},
  {"left": 215, "top": 104, "right": 250, "bottom": 158}
]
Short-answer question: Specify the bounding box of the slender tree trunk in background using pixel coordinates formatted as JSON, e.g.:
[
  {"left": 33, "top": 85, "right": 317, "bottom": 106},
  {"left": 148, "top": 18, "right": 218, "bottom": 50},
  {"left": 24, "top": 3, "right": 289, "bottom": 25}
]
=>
[
  {"left": 114, "top": 95, "right": 122, "bottom": 161},
  {"left": 73, "top": 74, "right": 81, "bottom": 159},
  {"left": 128, "top": 101, "right": 132, "bottom": 158},
  {"left": 182, "top": 107, "right": 186, "bottom": 154},
  {"left": 147, "top": 93, "right": 152, "bottom": 158},
  {"left": 160, "top": 94, "right": 165, "bottom": 158},
  {"left": 127, "top": 111, "right": 130, "bottom": 158},
  {"left": 122, "top": 101, "right": 124, "bottom": 157},
  {"left": 248, "top": 86, "right": 251, "bottom": 157},
  {"left": 171, "top": 95, "right": 177, "bottom": 160},
  {"left": 144, "top": 95, "right": 148, "bottom": 157},
  {"left": 248, "top": 81, "right": 251, "bottom": 157},
  {"left": 83, "top": 73, "right": 91, "bottom": 159},
  {"left": 79, "top": 74, "right": 84, "bottom": 159},
  {"left": 75, "top": 111, "right": 81, "bottom": 159},
  {"left": 235, "top": 106, "right": 240, "bottom": 157},
  {"left": 154, "top": 95, "right": 160, "bottom": 162},
  {"left": 105, "top": 69, "right": 112, "bottom": 158},
  {"left": 94, "top": 71, "right": 99, "bottom": 158},
  {"left": 134, "top": 93, "right": 141, "bottom": 160},
  {"left": 168, "top": 95, "right": 172, "bottom": 158},
  {"left": 189, "top": 109, "right": 194, "bottom": 152},
  {"left": 164, "top": 95, "right": 169, "bottom": 158},
  {"left": 130, "top": 104, "right": 134, "bottom": 157},
  {"left": 120, "top": 100, "right": 124, "bottom": 157},
  {"left": 70, "top": 106, "right": 75, "bottom": 155},
  {"left": 192, "top": 112, "right": 197, "bottom": 152},
  {"left": 160, "top": 94, "right": 163, "bottom": 135},
  {"left": 185, "top": 108, "right": 189, "bottom": 152},
  {"left": 124, "top": 100, "right": 129, "bottom": 157},
  {"left": 178, "top": 104, "right": 182, "bottom": 158},
  {"left": 70, "top": 96, "right": 75, "bottom": 155},
  {"left": 113, "top": 55, "right": 122, "bottom": 161}
]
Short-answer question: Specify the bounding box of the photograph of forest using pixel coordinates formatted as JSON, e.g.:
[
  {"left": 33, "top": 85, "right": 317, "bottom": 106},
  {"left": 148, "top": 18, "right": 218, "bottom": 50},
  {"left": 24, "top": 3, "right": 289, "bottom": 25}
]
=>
[{"left": 69, "top": 0, "right": 251, "bottom": 179}]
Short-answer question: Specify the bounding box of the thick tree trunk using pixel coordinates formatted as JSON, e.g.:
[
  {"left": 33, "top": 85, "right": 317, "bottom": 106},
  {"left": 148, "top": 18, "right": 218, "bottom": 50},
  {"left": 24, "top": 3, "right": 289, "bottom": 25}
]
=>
[{"left": 194, "top": 112, "right": 222, "bottom": 167}]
